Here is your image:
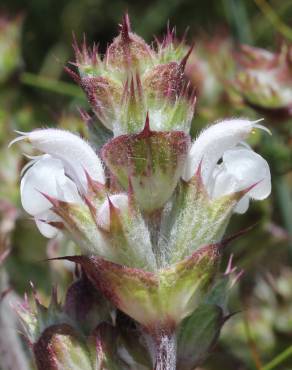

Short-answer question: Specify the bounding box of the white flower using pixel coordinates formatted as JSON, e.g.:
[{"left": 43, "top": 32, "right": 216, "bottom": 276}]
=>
[
  {"left": 209, "top": 147, "right": 271, "bottom": 213},
  {"left": 21, "top": 155, "right": 83, "bottom": 237},
  {"left": 11, "top": 129, "right": 105, "bottom": 190},
  {"left": 34, "top": 210, "right": 62, "bottom": 238},
  {"left": 183, "top": 119, "right": 271, "bottom": 213},
  {"left": 12, "top": 129, "right": 106, "bottom": 237}
]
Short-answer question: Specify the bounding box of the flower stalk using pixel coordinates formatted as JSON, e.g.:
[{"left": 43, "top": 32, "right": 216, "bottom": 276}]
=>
[{"left": 153, "top": 333, "right": 177, "bottom": 370}]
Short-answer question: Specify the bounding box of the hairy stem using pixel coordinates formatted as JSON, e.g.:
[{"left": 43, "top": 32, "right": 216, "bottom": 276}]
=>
[{"left": 154, "top": 333, "right": 177, "bottom": 370}]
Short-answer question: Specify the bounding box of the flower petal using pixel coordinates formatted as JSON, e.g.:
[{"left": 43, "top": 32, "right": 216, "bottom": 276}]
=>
[
  {"left": 234, "top": 195, "right": 250, "bottom": 214},
  {"left": 16, "top": 129, "right": 105, "bottom": 189},
  {"left": 211, "top": 147, "right": 271, "bottom": 213},
  {"left": 56, "top": 175, "right": 83, "bottom": 204},
  {"left": 221, "top": 148, "right": 271, "bottom": 199},
  {"left": 21, "top": 155, "right": 82, "bottom": 216},
  {"left": 34, "top": 210, "right": 61, "bottom": 238},
  {"left": 35, "top": 219, "right": 59, "bottom": 238},
  {"left": 21, "top": 156, "right": 63, "bottom": 215},
  {"left": 209, "top": 166, "right": 237, "bottom": 199},
  {"left": 183, "top": 119, "right": 268, "bottom": 184}
]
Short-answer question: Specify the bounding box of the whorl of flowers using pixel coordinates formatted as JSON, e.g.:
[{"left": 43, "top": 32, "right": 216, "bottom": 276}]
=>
[{"left": 11, "top": 15, "right": 272, "bottom": 369}]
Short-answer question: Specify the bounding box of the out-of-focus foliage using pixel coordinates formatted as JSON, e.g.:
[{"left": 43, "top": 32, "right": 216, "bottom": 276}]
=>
[
  {"left": 0, "top": 15, "right": 22, "bottom": 83},
  {"left": 0, "top": 0, "right": 292, "bottom": 369}
]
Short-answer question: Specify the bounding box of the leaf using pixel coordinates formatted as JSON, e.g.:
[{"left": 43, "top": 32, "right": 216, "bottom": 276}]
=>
[{"left": 176, "top": 304, "right": 224, "bottom": 370}]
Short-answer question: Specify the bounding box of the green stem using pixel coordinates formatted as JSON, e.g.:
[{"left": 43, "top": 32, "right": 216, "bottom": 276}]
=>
[
  {"left": 242, "top": 309, "right": 263, "bottom": 369},
  {"left": 223, "top": 0, "right": 253, "bottom": 44},
  {"left": 20, "top": 72, "right": 84, "bottom": 99},
  {"left": 263, "top": 345, "right": 292, "bottom": 370},
  {"left": 254, "top": 0, "right": 292, "bottom": 41},
  {"left": 274, "top": 176, "right": 292, "bottom": 255}
]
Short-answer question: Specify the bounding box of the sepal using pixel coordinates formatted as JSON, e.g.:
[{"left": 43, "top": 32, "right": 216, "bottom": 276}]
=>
[
  {"left": 16, "top": 286, "right": 74, "bottom": 345},
  {"left": 96, "top": 195, "right": 157, "bottom": 271},
  {"left": 102, "top": 119, "right": 191, "bottom": 212},
  {"left": 206, "top": 254, "right": 244, "bottom": 314},
  {"left": 155, "top": 25, "right": 188, "bottom": 64},
  {"left": 16, "top": 284, "right": 125, "bottom": 370},
  {"left": 167, "top": 172, "right": 237, "bottom": 263},
  {"left": 88, "top": 323, "right": 124, "bottom": 369},
  {"left": 47, "top": 200, "right": 109, "bottom": 257},
  {"left": 106, "top": 14, "right": 153, "bottom": 73},
  {"left": 48, "top": 197, "right": 156, "bottom": 270},
  {"left": 80, "top": 76, "right": 122, "bottom": 130}
]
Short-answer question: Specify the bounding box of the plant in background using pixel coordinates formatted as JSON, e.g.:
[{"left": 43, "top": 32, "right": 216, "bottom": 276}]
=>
[
  {"left": 229, "top": 42, "right": 292, "bottom": 262},
  {"left": 185, "top": 32, "right": 235, "bottom": 107},
  {"left": 0, "top": 201, "right": 31, "bottom": 370},
  {"left": 222, "top": 267, "right": 292, "bottom": 367},
  {"left": 0, "top": 14, "right": 22, "bottom": 84},
  {"left": 11, "top": 15, "right": 272, "bottom": 369},
  {"left": 233, "top": 43, "right": 292, "bottom": 120}
]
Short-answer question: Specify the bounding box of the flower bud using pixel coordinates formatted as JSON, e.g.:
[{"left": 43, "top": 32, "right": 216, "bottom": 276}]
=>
[
  {"left": 106, "top": 14, "right": 153, "bottom": 73},
  {"left": 80, "top": 76, "right": 122, "bottom": 131},
  {"left": 69, "top": 15, "right": 195, "bottom": 135},
  {"left": 143, "top": 61, "right": 184, "bottom": 100}
]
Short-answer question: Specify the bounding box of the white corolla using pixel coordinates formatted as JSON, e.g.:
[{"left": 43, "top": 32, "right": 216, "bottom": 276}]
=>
[
  {"left": 183, "top": 119, "right": 271, "bottom": 213},
  {"left": 11, "top": 129, "right": 108, "bottom": 238},
  {"left": 11, "top": 118, "right": 271, "bottom": 240}
]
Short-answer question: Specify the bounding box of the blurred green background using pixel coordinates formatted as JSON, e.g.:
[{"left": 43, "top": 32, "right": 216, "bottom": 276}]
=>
[{"left": 0, "top": 0, "right": 292, "bottom": 369}]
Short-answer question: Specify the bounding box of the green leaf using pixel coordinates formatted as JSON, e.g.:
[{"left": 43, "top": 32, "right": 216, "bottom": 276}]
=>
[
  {"left": 205, "top": 274, "right": 232, "bottom": 314},
  {"left": 177, "top": 304, "right": 224, "bottom": 370}
]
